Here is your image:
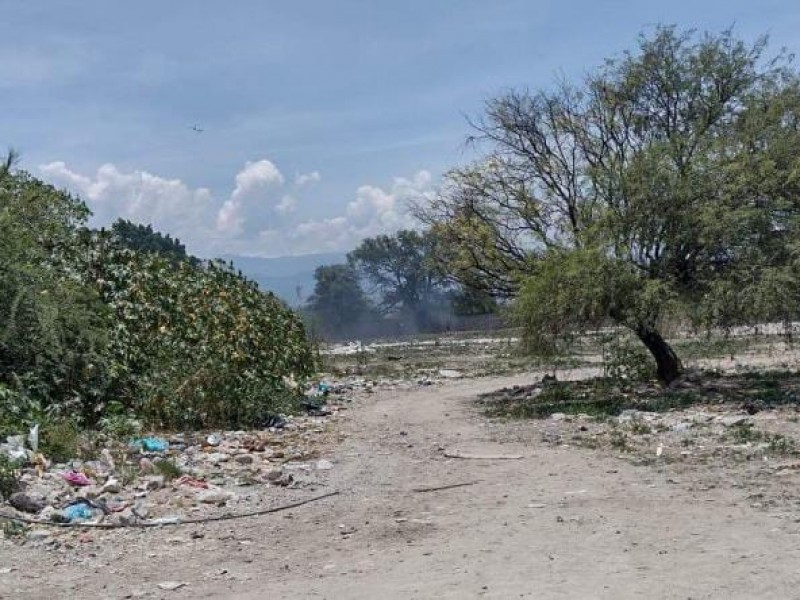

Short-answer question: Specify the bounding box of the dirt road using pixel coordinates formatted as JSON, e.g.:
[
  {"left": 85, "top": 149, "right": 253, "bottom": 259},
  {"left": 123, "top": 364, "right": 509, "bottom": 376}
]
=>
[{"left": 4, "top": 375, "right": 800, "bottom": 599}]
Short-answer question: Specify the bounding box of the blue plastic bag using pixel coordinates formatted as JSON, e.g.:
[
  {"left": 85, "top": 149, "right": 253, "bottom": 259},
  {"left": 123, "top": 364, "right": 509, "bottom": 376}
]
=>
[
  {"left": 133, "top": 437, "right": 168, "bottom": 452},
  {"left": 63, "top": 504, "right": 94, "bottom": 522}
]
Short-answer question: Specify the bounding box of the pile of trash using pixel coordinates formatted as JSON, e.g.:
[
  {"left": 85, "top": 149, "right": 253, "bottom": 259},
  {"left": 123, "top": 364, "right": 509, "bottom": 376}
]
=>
[{"left": 0, "top": 386, "right": 349, "bottom": 533}]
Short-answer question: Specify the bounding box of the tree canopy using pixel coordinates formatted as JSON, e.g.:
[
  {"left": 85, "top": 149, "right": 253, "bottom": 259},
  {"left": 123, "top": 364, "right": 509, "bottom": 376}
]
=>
[
  {"left": 418, "top": 27, "right": 800, "bottom": 383},
  {"left": 347, "top": 229, "right": 449, "bottom": 330},
  {"left": 306, "top": 264, "right": 373, "bottom": 337}
]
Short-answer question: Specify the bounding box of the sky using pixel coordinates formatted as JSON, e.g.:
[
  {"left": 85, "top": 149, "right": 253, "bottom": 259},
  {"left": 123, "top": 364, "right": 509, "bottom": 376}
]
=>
[{"left": 2, "top": 1, "right": 800, "bottom": 258}]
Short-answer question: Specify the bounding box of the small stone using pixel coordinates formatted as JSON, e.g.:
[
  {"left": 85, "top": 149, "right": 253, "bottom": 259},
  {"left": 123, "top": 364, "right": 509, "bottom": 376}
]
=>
[
  {"left": 198, "top": 490, "right": 233, "bottom": 504},
  {"left": 205, "top": 452, "right": 229, "bottom": 464},
  {"left": 27, "top": 529, "right": 51, "bottom": 541},
  {"left": 8, "top": 492, "right": 45, "bottom": 514},
  {"left": 133, "top": 503, "right": 151, "bottom": 519},
  {"left": 264, "top": 468, "right": 283, "bottom": 481},
  {"left": 720, "top": 415, "right": 749, "bottom": 428},
  {"left": 145, "top": 475, "right": 165, "bottom": 491},
  {"left": 234, "top": 454, "right": 255, "bottom": 465},
  {"left": 78, "top": 485, "right": 101, "bottom": 499},
  {"left": 316, "top": 459, "right": 334, "bottom": 471},
  {"left": 157, "top": 581, "right": 188, "bottom": 591},
  {"left": 102, "top": 477, "right": 122, "bottom": 494},
  {"left": 550, "top": 413, "right": 567, "bottom": 422}
]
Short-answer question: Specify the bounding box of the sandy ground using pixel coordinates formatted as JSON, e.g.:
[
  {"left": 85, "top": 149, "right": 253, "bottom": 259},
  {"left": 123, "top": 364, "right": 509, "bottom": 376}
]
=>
[{"left": 4, "top": 374, "right": 800, "bottom": 599}]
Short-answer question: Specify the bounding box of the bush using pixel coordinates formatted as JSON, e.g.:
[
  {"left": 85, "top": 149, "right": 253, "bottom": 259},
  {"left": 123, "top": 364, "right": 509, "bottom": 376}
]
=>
[
  {"left": 87, "top": 240, "right": 314, "bottom": 429},
  {"left": 1, "top": 166, "right": 315, "bottom": 434}
]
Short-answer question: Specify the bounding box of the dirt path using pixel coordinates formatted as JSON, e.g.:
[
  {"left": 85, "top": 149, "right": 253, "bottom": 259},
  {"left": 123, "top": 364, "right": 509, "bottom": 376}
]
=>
[{"left": 5, "top": 375, "right": 800, "bottom": 599}]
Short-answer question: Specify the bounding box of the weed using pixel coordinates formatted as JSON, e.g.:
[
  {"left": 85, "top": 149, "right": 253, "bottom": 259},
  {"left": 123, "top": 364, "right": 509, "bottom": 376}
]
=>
[
  {"left": 40, "top": 419, "right": 79, "bottom": 463},
  {"left": 154, "top": 458, "right": 183, "bottom": 481},
  {"left": 730, "top": 423, "right": 763, "bottom": 444},
  {"left": 630, "top": 420, "right": 652, "bottom": 435},
  {"left": 609, "top": 429, "right": 630, "bottom": 451},
  {"left": 0, "top": 455, "right": 21, "bottom": 499},
  {"left": 1, "top": 520, "right": 26, "bottom": 539},
  {"left": 768, "top": 434, "right": 797, "bottom": 455}
]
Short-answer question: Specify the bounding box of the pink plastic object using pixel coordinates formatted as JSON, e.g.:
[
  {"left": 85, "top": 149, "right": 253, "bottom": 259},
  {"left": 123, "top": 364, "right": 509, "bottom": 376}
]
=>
[{"left": 61, "top": 470, "right": 92, "bottom": 487}]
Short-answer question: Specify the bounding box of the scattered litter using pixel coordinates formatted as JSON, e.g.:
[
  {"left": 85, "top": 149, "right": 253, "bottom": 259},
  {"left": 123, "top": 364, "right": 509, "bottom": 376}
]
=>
[
  {"left": 133, "top": 437, "right": 169, "bottom": 452},
  {"left": 63, "top": 503, "right": 94, "bottom": 522},
  {"left": 176, "top": 475, "right": 209, "bottom": 489},
  {"left": 61, "top": 470, "right": 92, "bottom": 487}
]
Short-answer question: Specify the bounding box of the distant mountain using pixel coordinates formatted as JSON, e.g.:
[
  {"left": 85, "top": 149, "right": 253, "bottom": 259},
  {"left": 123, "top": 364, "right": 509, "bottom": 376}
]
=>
[{"left": 222, "top": 252, "right": 347, "bottom": 305}]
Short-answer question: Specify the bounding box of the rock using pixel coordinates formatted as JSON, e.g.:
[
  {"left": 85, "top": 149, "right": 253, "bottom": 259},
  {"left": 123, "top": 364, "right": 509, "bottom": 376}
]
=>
[
  {"left": 157, "top": 581, "right": 188, "bottom": 591},
  {"left": 27, "top": 529, "right": 51, "bottom": 542},
  {"left": 550, "top": 413, "right": 567, "bottom": 422},
  {"left": 205, "top": 452, "right": 229, "bottom": 464},
  {"left": 139, "top": 458, "right": 155, "bottom": 473},
  {"left": 719, "top": 415, "right": 750, "bottom": 428},
  {"left": 234, "top": 454, "right": 255, "bottom": 465},
  {"left": 8, "top": 492, "right": 45, "bottom": 514},
  {"left": 78, "top": 485, "right": 101, "bottom": 499},
  {"left": 132, "top": 502, "right": 151, "bottom": 519},
  {"left": 673, "top": 422, "right": 692, "bottom": 433},
  {"left": 198, "top": 489, "right": 233, "bottom": 504},
  {"left": 100, "top": 448, "right": 116, "bottom": 470},
  {"left": 102, "top": 477, "right": 122, "bottom": 494},
  {"left": 438, "top": 369, "right": 464, "bottom": 379},
  {"left": 316, "top": 459, "right": 334, "bottom": 471},
  {"left": 39, "top": 505, "right": 57, "bottom": 521},
  {"left": 206, "top": 434, "right": 221, "bottom": 447},
  {"left": 144, "top": 475, "right": 165, "bottom": 491},
  {"left": 264, "top": 468, "right": 284, "bottom": 482}
]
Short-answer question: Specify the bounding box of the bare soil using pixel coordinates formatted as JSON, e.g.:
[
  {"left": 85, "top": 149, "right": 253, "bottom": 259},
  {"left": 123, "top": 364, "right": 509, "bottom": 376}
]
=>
[{"left": 4, "top": 373, "right": 800, "bottom": 599}]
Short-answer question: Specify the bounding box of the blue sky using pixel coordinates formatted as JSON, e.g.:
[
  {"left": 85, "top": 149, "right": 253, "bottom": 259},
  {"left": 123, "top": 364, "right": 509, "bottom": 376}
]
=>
[{"left": 2, "top": 1, "right": 799, "bottom": 257}]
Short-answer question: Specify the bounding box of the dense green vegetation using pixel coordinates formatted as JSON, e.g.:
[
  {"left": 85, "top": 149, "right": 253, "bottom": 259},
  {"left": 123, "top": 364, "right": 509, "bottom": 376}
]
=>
[{"left": 0, "top": 159, "right": 313, "bottom": 436}]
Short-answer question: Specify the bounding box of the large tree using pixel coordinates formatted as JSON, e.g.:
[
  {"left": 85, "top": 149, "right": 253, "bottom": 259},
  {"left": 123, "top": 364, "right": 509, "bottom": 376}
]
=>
[
  {"left": 306, "top": 264, "right": 373, "bottom": 336},
  {"left": 418, "top": 27, "right": 800, "bottom": 384},
  {"left": 347, "top": 229, "right": 448, "bottom": 329}
]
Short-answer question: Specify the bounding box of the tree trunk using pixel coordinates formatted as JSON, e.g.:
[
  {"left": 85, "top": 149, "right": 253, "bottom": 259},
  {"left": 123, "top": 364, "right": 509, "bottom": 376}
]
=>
[{"left": 634, "top": 325, "right": 682, "bottom": 385}]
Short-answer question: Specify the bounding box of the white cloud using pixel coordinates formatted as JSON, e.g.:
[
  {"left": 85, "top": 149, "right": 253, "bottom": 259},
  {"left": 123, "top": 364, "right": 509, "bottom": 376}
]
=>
[
  {"left": 275, "top": 194, "right": 297, "bottom": 215},
  {"left": 255, "top": 169, "right": 434, "bottom": 255},
  {"left": 39, "top": 161, "right": 216, "bottom": 247},
  {"left": 216, "top": 160, "right": 284, "bottom": 234},
  {"left": 38, "top": 159, "right": 435, "bottom": 258},
  {"left": 295, "top": 171, "right": 321, "bottom": 187}
]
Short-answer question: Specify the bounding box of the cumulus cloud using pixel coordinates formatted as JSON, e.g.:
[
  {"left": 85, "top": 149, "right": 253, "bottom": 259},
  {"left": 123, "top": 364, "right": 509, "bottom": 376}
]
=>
[
  {"left": 39, "top": 161, "right": 216, "bottom": 246},
  {"left": 216, "top": 159, "right": 284, "bottom": 234},
  {"left": 38, "top": 159, "right": 435, "bottom": 257},
  {"left": 254, "top": 169, "right": 434, "bottom": 255},
  {"left": 295, "top": 171, "right": 321, "bottom": 187},
  {"left": 275, "top": 195, "right": 297, "bottom": 215}
]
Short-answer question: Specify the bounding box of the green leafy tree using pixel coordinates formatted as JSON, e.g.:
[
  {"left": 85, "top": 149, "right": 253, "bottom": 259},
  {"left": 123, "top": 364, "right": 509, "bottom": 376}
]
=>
[
  {"left": 306, "top": 264, "right": 373, "bottom": 337},
  {"left": 348, "top": 229, "right": 449, "bottom": 329},
  {"left": 0, "top": 157, "right": 113, "bottom": 425},
  {"left": 419, "top": 27, "right": 800, "bottom": 384},
  {"left": 110, "top": 219, "right": 197, "bottom": 265}
]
